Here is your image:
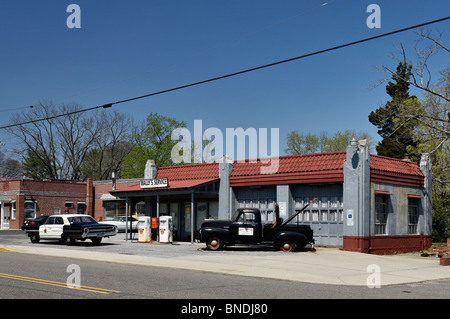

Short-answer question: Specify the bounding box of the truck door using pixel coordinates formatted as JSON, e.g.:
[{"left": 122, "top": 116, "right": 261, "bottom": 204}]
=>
[{"left": 230, "top": 211, "right": 262, "bottom": 244}]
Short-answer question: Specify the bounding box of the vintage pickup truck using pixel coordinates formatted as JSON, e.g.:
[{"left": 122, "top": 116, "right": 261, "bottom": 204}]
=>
[
  {"left": 24, "top": 214, "right": 118, "bottom": 245},
  {"left": 199, "top": 199, "right": 317, "bottom": 252}
]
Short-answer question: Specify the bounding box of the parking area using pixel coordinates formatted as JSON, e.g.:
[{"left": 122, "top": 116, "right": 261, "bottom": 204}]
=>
[{"left": 1, "top": 230, "right": 449, "bottom": 287}]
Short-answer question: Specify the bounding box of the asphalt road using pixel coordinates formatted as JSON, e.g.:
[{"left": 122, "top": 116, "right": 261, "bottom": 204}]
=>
[
  {"left": 1, "top": 248, "right": 450, "bottom": 300},
  {"left": 1, "top": 230, "right": 450, "bottom": 302}
]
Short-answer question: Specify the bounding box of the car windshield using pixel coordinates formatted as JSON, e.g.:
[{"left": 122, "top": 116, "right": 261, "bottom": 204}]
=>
[{"left": 68, "top": 216, "right": 97, "bottom": 225}]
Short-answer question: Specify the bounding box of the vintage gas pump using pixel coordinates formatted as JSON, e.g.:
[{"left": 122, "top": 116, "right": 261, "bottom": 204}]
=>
[
  {"left": 159, "top": 216, "right": 173, "bottom": 243},
  {"left": 138, "top": 216, "right": 151, "bottom": 243}
]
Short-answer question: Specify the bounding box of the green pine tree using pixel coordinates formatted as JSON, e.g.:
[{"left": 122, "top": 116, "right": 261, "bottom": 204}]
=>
[{"left": 368, "top": 62, "right": 419, "bottom": 159}]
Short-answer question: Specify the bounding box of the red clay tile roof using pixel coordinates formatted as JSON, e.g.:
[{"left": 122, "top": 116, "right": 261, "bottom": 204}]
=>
[
  {"left": 156, "top": 162, "right": 219, "bottom": 180},
  {"left": 370, "top": 155, "right": 423, "bottom": 176},
  {"left": 112, "top": 152, "right": 425, "bottom": 192},
  {"left": 230, "top": 152, "right": 347, "bottom": 186},
  {"left": 370, "top": 155, "right": 424, "bottom": 187}
]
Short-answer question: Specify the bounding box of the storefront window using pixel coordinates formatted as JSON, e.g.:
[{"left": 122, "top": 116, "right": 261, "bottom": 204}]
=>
[
  {"left": 209, "top": 202, "right": 218, "bottom": 219},
  {"left": 104, "top": 201, "right": 126, "bottom": 220}
]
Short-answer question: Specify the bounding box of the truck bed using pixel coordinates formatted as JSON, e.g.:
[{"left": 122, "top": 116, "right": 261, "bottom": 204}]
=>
[{"left": 262, "top": 224, "right": 313, "bottom": 242}]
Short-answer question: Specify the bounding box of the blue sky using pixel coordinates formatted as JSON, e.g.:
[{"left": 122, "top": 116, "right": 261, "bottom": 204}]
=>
[{"left": 0, "top": 0, "right": 449, "bottom": 159}]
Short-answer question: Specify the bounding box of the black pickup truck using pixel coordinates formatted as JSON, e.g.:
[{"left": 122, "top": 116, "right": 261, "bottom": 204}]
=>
[{"left": 200, "top": 199, "right": 317, "bottom": 252}]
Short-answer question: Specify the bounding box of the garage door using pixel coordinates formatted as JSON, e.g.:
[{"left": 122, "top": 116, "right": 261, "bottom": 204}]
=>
[{"left": 293, "top": 196, "right": 343, "bottom": 247}]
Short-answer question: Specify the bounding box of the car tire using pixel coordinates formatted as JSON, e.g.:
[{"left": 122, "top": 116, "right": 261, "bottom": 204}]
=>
[
  {"left": 91, "top": 238, "right": 102, "bottom": 245},
  {"left": 64, "top": 236, "right": 75, "bottom": 245},
  {"left": 206, "top": 237, "right": 224, "bottom": 251},
  {"left": 30, "top": 234, "right": 40, "bottom": 243}
]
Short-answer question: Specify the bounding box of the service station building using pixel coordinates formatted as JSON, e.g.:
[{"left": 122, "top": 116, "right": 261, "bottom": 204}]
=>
[{"left": 0, "top": 139, "right": 432, "bottom": 254}]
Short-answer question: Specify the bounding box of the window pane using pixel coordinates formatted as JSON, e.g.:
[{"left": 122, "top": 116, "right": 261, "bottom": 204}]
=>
[{"left": 24, "top": 202, "right": 36, "bottom": 219}]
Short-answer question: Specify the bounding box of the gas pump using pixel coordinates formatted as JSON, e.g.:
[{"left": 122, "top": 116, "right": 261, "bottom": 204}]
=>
[
  {"left": 138, "top": 216, "right": 151, "bottom": 243},
  {"left": 159, "top": 216, "right": 173, "bottom": 243}
]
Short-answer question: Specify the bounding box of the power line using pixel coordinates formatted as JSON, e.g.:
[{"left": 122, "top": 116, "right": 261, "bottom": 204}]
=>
[{"left": 1, "top": 16, "right": 449, "bottom": 130}]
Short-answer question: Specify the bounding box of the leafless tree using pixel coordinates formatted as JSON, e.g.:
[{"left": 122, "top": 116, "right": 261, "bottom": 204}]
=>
[{"left": 6, "top": 101, "right": 134, "bottom": 181}]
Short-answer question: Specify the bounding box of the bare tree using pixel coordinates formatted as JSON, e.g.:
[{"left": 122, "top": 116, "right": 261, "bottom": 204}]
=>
[
  {"left": 377, "top": 28, "right": 450, "bottom": 103},
  {"left": 6, "top": 101, "right": 134, "bottom": 181}
]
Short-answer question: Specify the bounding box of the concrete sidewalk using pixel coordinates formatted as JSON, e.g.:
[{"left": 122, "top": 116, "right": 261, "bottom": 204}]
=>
[{"left": 2, "top": 241, "right": 449, "bottom": 287}]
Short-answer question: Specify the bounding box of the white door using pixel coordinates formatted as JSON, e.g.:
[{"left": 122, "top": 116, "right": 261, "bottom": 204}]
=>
[{"left": 1, "top": 205, "right": 10, "bottom": 230}]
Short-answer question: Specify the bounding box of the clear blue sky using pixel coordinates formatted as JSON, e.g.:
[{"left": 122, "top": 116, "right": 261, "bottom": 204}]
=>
[{"left": 0, "top": 0, "right": 449, "bottom": 159}]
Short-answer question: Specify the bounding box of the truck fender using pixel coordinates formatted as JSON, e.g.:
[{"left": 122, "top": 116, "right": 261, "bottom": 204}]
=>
[
  {"left": 200, "top": 227, "right": 232, "bottom": 243},
  {"left": 273, "top": 232, "right": 308, "bottom": 252}
]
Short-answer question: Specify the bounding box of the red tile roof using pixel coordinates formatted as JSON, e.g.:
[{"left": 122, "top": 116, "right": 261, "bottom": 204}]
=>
[
  {"left": 230, "top": 152, "right": 347, "bottom": 186},
  {"left": 370, "top": 155, "right": 424, "bottom": 187},
  {"left": 112, "top": 152, "right": 425, "bottom": 193},
  {"left": 370, "top": 155, "right": 423, "bottom": 176}
]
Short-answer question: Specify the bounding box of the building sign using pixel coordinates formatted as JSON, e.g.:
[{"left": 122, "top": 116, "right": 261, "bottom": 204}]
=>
[
  {"left": 346, "top": 209, "right": 354, "bottom": 226},
  {"left": 140, "top": 178, "right": 168, "bottom": 189}
]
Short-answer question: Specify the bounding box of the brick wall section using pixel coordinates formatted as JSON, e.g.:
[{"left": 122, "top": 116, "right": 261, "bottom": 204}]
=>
[{"left": 1, "top": 180, "right": 86, "bottom": 229}]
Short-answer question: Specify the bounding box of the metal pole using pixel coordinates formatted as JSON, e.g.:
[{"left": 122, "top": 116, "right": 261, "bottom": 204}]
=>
[
  {"left": 125, "top": 196, "right": 128, "bottom": 241},
  {"left": 128, "top": 196, "right": 133, "bottom": 240},
  {"left": 156, "top": 194, "right": 160, "bottom": 242},
  {"left": 191, "top": 191, "right": 194, "bottom": 244}
]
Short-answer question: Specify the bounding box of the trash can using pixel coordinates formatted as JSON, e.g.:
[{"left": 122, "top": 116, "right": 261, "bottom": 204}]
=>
[
  {"left": 138, "top": 216, "right": 151, "bottom": 243},
  {"left": 159, "top": 216, "right": 173, "bottom": 243}
]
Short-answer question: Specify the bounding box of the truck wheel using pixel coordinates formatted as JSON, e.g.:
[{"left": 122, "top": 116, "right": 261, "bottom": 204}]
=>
[
  {"left": 64, "top": 236, "right": 75, "bottom": 245},
  {"left": 279, "top": 240, "right": 296, "bottom": 252},
  {"left": 30, "top": 234, "right": 40, "bottom": 243},
  {"left": 206, "top": 237, "right": 223, "bottom": 251}
]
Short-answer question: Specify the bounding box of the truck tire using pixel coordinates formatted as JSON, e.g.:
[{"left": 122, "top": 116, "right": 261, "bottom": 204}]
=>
[
  {"left": 30, "top": 233, "right": 40, "bottom": 243},
  {"left": 206, "top": 237, "right": 224, "bottom": 251},
  {"left": 279, "top": 240, "right": 296, "bottom": 252}
]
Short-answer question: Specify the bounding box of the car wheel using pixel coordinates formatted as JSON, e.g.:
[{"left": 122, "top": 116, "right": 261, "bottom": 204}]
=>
[
  {"left": 30, "top": 234, "right": 40, "bottom": 243},
  {"left": 91, "top": 238, "right": 102, "bottom": 245},
  {"left": 206, "top": 237, "right": 223, "bottom": 251},
  {"left": 279, "top": 240, "right": 296, "bottom": 252},
  {"left": 64, "top": 236, "right": 75, "bottom": 245}
]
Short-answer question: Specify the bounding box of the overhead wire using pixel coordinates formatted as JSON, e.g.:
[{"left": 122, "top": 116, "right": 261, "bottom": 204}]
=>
[{"left": 0, "top": 15, "right": 448, "bottom": 130}]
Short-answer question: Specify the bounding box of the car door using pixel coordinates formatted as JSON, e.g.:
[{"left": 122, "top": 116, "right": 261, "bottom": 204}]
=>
[{"left": 40, "top": 216, "right": 64, "bottom": 239}]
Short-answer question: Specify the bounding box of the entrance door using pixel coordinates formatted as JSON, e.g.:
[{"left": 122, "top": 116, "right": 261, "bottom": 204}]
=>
[
  {"left": 169, "top": 203, "right": 179, "bottom": 241},
  {"left": 183, "top": 203, "right": 192, "bottom": 241},
  {"left": 1, "top": 205, "right": 10, "bottom": 230}
]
